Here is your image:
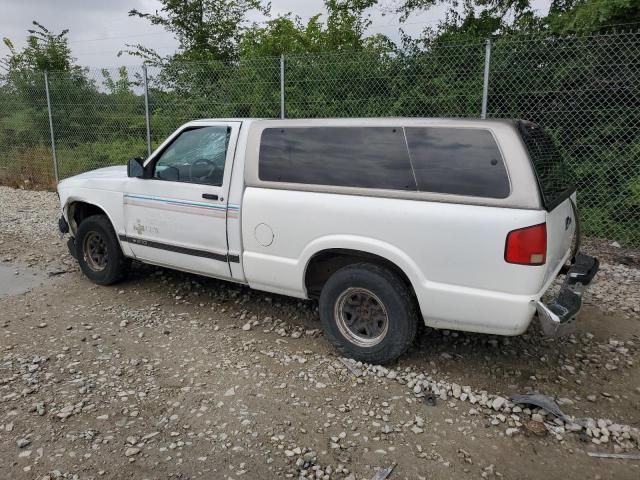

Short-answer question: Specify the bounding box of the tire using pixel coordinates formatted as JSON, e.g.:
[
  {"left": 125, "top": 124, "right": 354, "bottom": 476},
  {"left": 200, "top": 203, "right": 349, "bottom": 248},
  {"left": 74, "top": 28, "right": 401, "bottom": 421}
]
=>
[
  {"left": 75, "top": 214, "right": 129, "bottom": 285},
  {"left": 319, "top": 263, "right": 418, "bottom": 364}
]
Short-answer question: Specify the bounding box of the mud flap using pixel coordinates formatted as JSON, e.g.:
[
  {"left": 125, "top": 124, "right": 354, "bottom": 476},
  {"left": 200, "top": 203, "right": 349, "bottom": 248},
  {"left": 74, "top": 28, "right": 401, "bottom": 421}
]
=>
[{"left": 67, "top": 237, "right": 78, "bottom": 260}]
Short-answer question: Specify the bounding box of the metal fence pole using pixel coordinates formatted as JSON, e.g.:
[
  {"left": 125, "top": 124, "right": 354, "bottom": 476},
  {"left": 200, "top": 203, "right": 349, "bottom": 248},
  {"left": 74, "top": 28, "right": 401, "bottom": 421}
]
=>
[
  {"left": 142, "top": 64, "right": 152, "bottom": 157},
  {"left": 43, "top": 71, "right": 59, "bottom": 184},
  {"left": 280, "top": 54, "right": 285, "bottom": 119},
  {"left": 481, "top": 39, "right": 492, "bottom": 120}
]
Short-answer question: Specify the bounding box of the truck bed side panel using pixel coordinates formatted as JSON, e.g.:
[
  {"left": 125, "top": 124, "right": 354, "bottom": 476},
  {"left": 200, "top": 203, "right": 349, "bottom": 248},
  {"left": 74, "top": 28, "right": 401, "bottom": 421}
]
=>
[{"left": 241, "top": 188, "right": 548, "bottom": 335}]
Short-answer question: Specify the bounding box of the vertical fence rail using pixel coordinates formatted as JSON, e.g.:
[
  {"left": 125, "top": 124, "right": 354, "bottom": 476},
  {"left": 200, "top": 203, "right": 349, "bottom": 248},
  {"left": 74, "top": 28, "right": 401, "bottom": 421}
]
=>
[
  {"left": 43, "top": 71, "right": 59, "bottom": 184},
  {"left": 280, "top": 54, "right": 286, "bottom": 119},
  {"left": 142, "top": 64, "right": 152, "bottom": 157},
  {"left": 481, "top": 39, "right": 492, "bottom": 119}
]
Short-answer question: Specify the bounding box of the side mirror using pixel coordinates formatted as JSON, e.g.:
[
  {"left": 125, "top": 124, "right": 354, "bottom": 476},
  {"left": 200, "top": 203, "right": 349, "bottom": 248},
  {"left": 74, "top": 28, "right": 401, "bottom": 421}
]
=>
[{"left": 127, "top": 157, "right": 145, "bottom": 178}]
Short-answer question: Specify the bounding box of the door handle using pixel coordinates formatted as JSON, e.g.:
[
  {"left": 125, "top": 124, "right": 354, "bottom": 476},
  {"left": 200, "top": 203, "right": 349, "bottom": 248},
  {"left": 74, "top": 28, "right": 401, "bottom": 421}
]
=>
[{"left": 202, "top": 193, "right": 219, "bottom": 200}]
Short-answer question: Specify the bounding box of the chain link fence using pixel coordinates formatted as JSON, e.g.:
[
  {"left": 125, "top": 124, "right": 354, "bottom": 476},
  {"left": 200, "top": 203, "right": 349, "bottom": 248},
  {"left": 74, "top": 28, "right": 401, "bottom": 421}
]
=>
[{"left": 0, "top": 31, "right": 638, "bottom": 244}]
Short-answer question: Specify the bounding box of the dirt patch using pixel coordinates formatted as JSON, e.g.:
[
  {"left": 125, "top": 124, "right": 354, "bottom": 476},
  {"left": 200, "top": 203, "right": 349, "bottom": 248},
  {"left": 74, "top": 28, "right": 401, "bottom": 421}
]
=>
[
  {"left": 0, "top": 264, "right": 50, "bottom": 298},
  {"left": 0, "top": 186, "right": 639, "bottom": 480}
]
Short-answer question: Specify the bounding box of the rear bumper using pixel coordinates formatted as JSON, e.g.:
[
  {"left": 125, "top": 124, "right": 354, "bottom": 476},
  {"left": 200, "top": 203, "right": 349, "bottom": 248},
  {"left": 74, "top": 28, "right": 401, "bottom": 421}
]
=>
[{"left": 535, "top": 253, "right": 599, "bottom": 336}]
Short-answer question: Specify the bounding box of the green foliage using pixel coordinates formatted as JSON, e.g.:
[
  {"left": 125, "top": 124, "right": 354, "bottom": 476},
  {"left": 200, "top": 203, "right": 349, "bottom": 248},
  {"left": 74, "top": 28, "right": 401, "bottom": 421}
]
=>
[
  {"left": 547, "top": 0, "right": 640, "bottom": 33},
  {"left": 1, "top": 2, "right": 639, "bottom": 243},
  {"left": 124, "top": 0, "right": 271, "bottom": 63},
  {"left": 2, "top": 21, "right": 75, "bottom": 73}
]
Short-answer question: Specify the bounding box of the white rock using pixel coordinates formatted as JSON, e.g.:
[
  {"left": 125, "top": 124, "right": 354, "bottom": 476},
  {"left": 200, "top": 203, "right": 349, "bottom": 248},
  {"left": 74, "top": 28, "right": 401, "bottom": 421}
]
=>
[
  {"left": 491, "top": 396, "right": 507, "bottom": 411},
  {"left": 124, "top": 447, "right": 140, "bottom": 457},
  {"left": 452, "top": 384, "right": 462, "bottom": 399}
]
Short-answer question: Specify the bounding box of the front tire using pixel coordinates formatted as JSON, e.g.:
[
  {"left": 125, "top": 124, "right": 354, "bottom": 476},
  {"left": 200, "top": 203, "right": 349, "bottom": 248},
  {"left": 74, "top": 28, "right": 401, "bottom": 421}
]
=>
[
  {"left": 76, "top": 215, "right": 129, "bottom": 285},
  {"left": 319, "top": 263, "right": 418, "bottom": 364}
]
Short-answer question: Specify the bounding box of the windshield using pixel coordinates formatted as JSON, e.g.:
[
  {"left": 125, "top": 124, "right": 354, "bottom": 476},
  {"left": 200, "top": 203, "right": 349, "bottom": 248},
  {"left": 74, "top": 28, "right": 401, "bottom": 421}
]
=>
[{"left": 518, "top": 121, "right": 575, "bottom": 210}]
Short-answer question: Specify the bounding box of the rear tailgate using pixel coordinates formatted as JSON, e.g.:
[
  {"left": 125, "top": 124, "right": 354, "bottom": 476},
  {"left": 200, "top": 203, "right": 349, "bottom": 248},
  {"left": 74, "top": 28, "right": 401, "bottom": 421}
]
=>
[
  {"left": 545, "top": 194, "right": 576, "bottom": 282},
  {"left": 517, "top": 121, "right": 576, "bottom": 282}
]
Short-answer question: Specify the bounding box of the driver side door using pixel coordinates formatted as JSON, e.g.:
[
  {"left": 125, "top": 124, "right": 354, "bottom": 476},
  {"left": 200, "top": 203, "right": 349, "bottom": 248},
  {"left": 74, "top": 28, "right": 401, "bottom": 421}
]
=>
[{"left": 123, "top": 121, "right": 240, "bottom": 279}]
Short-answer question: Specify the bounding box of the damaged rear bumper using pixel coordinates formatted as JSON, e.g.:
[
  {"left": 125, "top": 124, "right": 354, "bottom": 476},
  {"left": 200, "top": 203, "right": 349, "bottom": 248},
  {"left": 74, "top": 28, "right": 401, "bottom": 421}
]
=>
[{"left": 535, "top": 253, "right": 599, "bottom": 336}]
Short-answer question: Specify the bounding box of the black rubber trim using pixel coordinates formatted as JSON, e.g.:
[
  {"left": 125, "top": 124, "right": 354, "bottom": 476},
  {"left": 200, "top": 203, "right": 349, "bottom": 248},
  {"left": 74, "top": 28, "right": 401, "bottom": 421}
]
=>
[
  {"left": 118, "top": 234, "right": 240, "bottom": 263},
  {"left": 66, "top": 237, "right": 78, "bottom": 260},
  {"left": 58, "top": 216, "right": 69, "bottom": 234},
  {"left": 569, "top": 197, "right": 581, "bottom": 264}
]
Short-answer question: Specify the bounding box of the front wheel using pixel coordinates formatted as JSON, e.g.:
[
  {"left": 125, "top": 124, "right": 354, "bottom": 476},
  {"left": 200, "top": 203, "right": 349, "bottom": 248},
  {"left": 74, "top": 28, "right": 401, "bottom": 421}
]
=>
[
  {"left": 76, "top": 214, "right": 129, "bottom": 285},
  {"left": 319, "top": 263, "right": 418, "bottom": 364}
]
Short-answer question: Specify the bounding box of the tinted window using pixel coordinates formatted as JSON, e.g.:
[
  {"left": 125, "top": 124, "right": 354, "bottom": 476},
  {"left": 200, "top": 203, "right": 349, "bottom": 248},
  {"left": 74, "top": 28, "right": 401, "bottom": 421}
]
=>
[
  {"left": 154, "top": 126, "right": 229, "bottom": 186},
  {"left": 259, "top": 127, "right": 416, "bottom": 190},
  {"left": 405, "top": 127, "right": 510, "bottom": 198},
  {"left": 518, "top": 122, "right": 574, "bottom": 210}
]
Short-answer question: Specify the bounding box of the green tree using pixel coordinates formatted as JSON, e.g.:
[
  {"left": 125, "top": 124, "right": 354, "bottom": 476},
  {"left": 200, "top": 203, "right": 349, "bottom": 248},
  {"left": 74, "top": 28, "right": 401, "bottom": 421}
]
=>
[
  {"left": 547, "top": 0, "right": 640, "bottom": 32},
  {"left": 123, "top": 0, "right": 271, "bottom": 63},
  {"left": 239, "top": 0, "right": 391, "bottom": 57},
  {"left": 1, "top": 21, "right": 76, "bottom": 74}
]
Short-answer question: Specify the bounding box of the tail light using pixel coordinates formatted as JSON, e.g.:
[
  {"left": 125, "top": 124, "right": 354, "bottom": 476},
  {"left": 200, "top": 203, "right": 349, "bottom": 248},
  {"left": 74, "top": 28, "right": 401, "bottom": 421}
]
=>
[{"left": 505, "top": 223, "right": 547, "bottom": 265}]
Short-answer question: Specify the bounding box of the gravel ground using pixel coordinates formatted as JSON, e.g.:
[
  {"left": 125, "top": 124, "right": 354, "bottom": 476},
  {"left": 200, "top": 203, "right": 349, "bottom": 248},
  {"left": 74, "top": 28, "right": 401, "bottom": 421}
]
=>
[{"left": 0, "top": 185, "right": 639, "bottom": 480}]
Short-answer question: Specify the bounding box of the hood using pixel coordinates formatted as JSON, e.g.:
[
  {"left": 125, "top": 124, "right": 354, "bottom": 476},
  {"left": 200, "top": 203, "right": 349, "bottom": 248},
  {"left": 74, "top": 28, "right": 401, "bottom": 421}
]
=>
[
  {"left": 69, "top": 165, "right": 127, "bottom": 180},
  {"left": 58, "top": 165, "right": 127, "bottom": 188}
]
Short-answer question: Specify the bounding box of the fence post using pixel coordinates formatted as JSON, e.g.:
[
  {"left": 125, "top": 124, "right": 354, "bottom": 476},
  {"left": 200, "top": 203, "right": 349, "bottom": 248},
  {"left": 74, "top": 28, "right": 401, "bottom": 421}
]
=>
[
  {"left": 43, "top": 71, "right": 59, "bottom": 184},
  {"left": 142, "top": 64, "right": 152, "bottom": 157},
  {"left": 481, "top": 39, "right": 492, "bottom": 120},
  {"left": 280, "top": 54, "right": 285, "bottom": 119}
]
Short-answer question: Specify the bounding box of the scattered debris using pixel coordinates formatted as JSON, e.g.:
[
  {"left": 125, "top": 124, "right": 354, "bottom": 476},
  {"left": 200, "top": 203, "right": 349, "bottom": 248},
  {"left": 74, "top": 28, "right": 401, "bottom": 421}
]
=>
[
  {"left": 47, "top": 269, "right": 70, "bottom": 276},
  {"left": 371, "top": 463, "right": 396, "bottom": 480},
  {"left": 522, "top": 420, "right": 548, "bottom": 436},
  {"left": 423, "top": 391, "right": 437, "bottom": 407},
  {"left": 339, "top": 357, "right": 363, "bottom": 377},
  {"left": 510, "top": 393, "right": 570, "bottom": 422},
  {"left": 587, "top": 452, "right": 640, "bottom": 460}
]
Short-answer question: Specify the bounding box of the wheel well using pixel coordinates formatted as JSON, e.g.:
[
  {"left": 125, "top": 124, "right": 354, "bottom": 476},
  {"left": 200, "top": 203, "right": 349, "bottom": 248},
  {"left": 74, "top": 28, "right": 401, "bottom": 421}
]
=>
[
  {"left": 68, "top": 202, "right": 108, "bottom": 234},
  {"left": 305, "top": 249, "right": 415, "bottom": 300}
]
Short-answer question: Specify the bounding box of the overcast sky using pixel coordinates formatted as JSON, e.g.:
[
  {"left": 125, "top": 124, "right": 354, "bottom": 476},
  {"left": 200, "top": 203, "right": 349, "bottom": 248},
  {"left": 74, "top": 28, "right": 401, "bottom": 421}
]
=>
[{"left": 0, "top": 0, "right": 551, "bottom": 69}]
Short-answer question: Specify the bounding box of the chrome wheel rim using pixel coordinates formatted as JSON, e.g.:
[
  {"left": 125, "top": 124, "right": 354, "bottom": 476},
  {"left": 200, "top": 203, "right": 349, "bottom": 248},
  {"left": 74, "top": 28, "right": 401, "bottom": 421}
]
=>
[
  {"left": 83, "top": 231, "right": 108, "bottom": 272},
  {"left": 334, "top": 287, "right": 389, "bottom": 347}
]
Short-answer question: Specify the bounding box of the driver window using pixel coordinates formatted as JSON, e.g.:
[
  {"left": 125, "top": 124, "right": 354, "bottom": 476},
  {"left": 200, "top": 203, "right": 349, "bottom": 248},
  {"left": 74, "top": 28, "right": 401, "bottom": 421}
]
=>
[{"left": 154, "top": 126, "right": 230, "bottom": 186}]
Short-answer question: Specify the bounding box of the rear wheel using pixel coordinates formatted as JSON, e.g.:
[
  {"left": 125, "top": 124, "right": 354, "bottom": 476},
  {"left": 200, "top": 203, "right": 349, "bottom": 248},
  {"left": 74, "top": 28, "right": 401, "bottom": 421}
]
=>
[
  {"left": 76, "top": 215, "right": 129, "bottom": 285},
  {"left": 319, "top": 263, "right": 418, "bottom": 364}
]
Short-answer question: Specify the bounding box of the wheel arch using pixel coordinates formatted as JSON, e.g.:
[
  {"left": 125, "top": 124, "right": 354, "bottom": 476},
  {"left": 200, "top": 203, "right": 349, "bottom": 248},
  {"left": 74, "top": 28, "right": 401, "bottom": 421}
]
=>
[
  {"left": 65, "top": 199, "right": 117, "bottom": 238},
  {"left": 303, "top": 243, "right": 423, "bottom": 320}
]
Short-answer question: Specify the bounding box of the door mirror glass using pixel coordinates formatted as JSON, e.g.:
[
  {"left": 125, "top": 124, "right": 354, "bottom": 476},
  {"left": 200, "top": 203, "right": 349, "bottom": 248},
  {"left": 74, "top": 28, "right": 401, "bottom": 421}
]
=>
[{"left": 127, "top": 157, "right": 145, "bottom": 178}]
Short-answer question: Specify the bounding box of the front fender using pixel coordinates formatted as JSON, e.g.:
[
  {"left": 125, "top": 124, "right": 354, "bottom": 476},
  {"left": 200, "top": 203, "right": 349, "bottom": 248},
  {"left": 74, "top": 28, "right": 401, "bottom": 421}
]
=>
[{"left": 58, "top": 187, "right": 131, "bottom": 256}]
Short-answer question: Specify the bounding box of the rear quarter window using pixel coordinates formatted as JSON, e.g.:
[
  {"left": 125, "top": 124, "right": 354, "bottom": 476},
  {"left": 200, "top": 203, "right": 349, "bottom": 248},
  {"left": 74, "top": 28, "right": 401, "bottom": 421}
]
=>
[
  {"left": 405, "top": 127, "right": 510, "bottom": 198},
  {"left": 259, "top": 127, "right": 416, "bottom": 191},
  {"left": 517, "top": 121, "right": 575, "bottom": 210}
]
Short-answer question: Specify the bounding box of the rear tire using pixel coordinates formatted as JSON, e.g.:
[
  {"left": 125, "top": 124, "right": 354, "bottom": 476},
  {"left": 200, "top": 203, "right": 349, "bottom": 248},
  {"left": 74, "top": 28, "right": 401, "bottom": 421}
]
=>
[
  {"left": 76, "top": 214, "right": 129, "bottom": 285},
  {"left": 319, "top": 263, "right": 418, "bottom": 364}
]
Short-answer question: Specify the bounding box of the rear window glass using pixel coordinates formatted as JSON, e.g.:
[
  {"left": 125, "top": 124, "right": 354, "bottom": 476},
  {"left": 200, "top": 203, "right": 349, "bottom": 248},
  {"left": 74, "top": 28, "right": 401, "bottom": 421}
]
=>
[
  {"left": 405, "top": 127, "right": 510, "bottom": 198},
  {"left": 518, "top": 122, "right": 574, "bottom": 209},
  {"left": 259, "top": 127, "right": 416, "bottom": 190}
]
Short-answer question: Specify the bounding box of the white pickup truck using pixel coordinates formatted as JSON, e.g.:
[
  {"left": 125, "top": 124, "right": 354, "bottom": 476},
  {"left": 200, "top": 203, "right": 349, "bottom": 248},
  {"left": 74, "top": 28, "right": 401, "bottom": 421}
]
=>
[{"left": 57, "top": 118, "right": 598, "bottom": 363}]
